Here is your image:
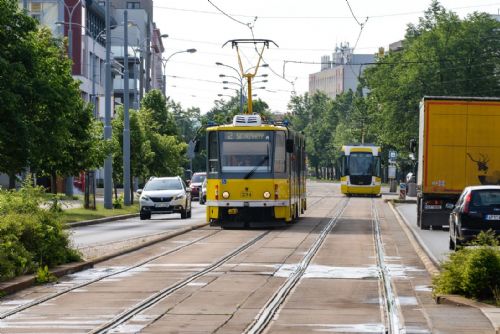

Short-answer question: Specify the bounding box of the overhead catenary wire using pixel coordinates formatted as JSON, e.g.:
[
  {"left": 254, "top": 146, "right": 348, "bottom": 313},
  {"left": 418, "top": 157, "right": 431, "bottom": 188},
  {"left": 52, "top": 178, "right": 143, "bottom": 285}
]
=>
[{"left": 154, "top": 3, "right": 500, "bottom": 20}]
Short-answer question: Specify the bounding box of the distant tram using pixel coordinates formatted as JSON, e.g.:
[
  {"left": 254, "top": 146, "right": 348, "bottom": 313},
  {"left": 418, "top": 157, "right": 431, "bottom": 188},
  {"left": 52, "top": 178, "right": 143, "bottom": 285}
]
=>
[
  {"left": 204, "top": 114, "right": 306, "bottom": 228},
  {"left": 340, "top": 145, "right": 381, "bottom": 196}
]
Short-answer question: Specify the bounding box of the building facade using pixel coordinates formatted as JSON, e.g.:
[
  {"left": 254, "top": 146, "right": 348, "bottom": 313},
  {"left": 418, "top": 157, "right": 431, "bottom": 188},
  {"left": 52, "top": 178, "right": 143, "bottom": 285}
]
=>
[{"left": 309, "top": 44, "right": 374, "bottom": 99}]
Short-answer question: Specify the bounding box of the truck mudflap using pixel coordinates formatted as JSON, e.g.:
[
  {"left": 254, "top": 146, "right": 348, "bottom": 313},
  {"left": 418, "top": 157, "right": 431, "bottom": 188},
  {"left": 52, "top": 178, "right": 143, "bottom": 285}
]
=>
[{"left": 417, "top": 194, "right": 458, "bottom": 230}]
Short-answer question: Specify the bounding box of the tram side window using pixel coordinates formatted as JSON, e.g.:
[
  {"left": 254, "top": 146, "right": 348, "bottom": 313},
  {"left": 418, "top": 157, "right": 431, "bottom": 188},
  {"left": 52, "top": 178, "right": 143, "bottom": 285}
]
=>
[
  {"left": 274, "top": 131, "right": 286, "bottom": 173},
  {"left": 341, "top": 156, "right": 348, "bottom": 176},
  {"left": 208, "top": 131, "right": 218, "bottom": 173}
]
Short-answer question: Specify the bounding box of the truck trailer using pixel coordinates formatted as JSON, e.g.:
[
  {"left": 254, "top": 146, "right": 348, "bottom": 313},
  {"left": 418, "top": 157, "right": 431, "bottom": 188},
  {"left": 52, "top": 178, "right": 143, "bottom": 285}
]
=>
[{"left": 417, "top": 96, "right": 500, "bottom": 229}]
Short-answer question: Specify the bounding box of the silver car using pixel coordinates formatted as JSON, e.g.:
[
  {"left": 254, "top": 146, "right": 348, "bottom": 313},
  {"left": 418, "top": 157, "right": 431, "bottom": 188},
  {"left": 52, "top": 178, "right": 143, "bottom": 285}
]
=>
[
  {"left": 138, "top": 176, "right": 191, "bottom": 220},
  {"left": 199, "top": 178, "right": 207, "bottom": 205}
]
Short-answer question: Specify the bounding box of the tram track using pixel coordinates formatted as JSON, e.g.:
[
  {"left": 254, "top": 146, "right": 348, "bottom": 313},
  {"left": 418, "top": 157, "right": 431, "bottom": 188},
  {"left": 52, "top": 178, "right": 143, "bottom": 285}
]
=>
[
  {"left": 242, "top": 197, "right": 408, "bottom": 334},
  {"left": 372, "top": 199, "right": 405, "bottom": 334},
  {"left": 0, "top": 229, "right": 222, "bottom": 320},
  {"left": 89, "top": 229, "right": 271, "bottom": 334},
  {"left": 0, "top": 193, "right": 329, "bottom": 323},
  {"left": 243, "top": 197, "right": 350, "bottom": 334}
]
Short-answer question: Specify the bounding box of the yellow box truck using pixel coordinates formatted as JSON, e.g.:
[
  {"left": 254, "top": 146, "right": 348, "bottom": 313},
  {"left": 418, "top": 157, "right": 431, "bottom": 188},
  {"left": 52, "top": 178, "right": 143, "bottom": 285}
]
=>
[{"left": 417, "top": 96, "right": 500, "bottom": 229}]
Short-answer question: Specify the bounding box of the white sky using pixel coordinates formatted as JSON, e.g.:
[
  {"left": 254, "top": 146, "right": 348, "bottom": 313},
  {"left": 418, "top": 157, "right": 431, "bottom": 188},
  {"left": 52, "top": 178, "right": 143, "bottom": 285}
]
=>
[{"left": 153, "top": 0, "right": 500, "bottom": 114}]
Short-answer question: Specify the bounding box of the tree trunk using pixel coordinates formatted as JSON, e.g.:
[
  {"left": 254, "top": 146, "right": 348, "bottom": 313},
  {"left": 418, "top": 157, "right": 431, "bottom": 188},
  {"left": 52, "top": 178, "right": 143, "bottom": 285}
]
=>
[
  {"left": 8, "top": 172, "right": 16, "bottom": 189},
  {"left": 114, "top": 186, "right": 118, "bottom": 201},
  {"left": 51, "top": 172, "right": 57, "bottom": 194},
  {"left": 51, "top": 171, "right": 57, "bottom": 194},
  {"left": 315, "top": 165, "right": 320, "bottom": 179}
]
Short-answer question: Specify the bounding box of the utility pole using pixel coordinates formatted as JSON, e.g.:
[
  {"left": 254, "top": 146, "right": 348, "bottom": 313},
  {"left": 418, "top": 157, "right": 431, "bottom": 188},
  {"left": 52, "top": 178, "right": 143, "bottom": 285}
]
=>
[
  {"left": 103, "top": 0, "right": 113, "bottom": 209},
  {"left": 123, "top": 11, "right": 131, "bottom": 206}
]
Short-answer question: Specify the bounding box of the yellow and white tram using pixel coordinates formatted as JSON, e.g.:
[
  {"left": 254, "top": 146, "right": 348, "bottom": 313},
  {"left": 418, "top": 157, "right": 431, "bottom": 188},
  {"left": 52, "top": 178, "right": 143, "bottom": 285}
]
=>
[
  {"left": 340, "top": 145, "right": 381, "bottom": 196},
  {"left": 205, "top": 114, "right": 306, "bottom": 228}
]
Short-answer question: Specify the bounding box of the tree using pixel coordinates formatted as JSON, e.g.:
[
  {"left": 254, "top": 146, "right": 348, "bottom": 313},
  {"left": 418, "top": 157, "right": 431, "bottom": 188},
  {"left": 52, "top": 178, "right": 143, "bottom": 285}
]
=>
[
  {"left": 363, "top": 1, "right": 500, "bottom": 156},
  {"left": 0, "top": 0, "right": 37, "bottom": 188},
  {"left": 289, "top": 91, "right": 338, "bottom": 178},
  {"left": 27, "top": 28, "right": 96, "bottom": 193},
  {"left": 111, "top": 106, "right": 153, "bottom": 200},
  {"left": 141, "top": 89, "right": 176, "bottom": 136},
  {"left": 139, "top": 90, "right": 187, "bottom": 179}
]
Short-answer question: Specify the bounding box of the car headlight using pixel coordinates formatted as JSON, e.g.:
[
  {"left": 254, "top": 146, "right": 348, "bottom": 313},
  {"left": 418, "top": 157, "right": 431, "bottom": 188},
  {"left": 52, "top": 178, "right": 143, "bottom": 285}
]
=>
[
  {"left": 222, "top": 191, "right": 230, "bottom": 199},
  {"left": 174, "top": 193, "right": 184, "bottom": 200},
  {"left": 263, "top": 191, "right": 271, "bottom": 199},
  {"left": 141, "top": 195, "right": 151, "bottom": 201}
]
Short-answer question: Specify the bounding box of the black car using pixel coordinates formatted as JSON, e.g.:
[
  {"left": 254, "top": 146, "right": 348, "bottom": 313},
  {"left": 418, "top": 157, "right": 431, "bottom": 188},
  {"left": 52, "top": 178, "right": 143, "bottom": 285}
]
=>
[{"left": 449, "top": 185, "right": 500, "bottom": 250}]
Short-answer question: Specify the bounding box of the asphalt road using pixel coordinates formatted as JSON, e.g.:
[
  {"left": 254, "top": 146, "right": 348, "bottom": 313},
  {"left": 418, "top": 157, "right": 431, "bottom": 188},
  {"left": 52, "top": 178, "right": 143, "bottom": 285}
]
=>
[
  {"left": 395, "top": 203, "right": 451, "bottom": 264},
  {"left": 69, "top": 200, "right": 207, "bottom": 248}
]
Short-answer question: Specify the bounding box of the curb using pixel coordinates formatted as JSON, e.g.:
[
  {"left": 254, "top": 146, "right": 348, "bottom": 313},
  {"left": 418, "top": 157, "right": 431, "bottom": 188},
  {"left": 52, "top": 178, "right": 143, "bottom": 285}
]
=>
[
  {"left": 66, "top": 213, "right": 140, "bottom": 228},
  {"left": 388, "top": 200, "right": 500, "bottom": 333},
  {"left": 0, "top": 221, "right": 209, "bottom": 297}
]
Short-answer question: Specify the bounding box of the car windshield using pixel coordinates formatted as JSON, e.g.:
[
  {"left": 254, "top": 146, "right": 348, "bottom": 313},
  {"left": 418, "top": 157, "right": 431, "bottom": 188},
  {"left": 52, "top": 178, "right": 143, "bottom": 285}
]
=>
[
  {"left": 471, "top": 190, "right": 500, "bottom": 207},
  {"left": 191, "top": 174, "right": 206, "bottom": 183},
  {"left": 144, "top": 179, "right": 183, "bottom": 191}
]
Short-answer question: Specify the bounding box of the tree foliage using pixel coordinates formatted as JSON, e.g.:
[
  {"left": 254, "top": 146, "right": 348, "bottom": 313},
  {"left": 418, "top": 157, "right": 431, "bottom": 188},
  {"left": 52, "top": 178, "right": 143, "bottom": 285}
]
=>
[
  {"left": 363, "top": 0, "right": 500, "bottom": 155},
  {"left": 288, "top": 1, "right": 500, "bottom": 178},
  {"left": 0, "top": 1, "right": 103, "bottom": 189}
]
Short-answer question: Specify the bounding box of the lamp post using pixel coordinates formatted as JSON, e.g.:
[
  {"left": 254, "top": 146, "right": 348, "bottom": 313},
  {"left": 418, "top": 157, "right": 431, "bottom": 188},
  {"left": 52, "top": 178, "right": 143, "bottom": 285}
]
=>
[
  {"left": 103, "top": 0, "right": 113, "bottom": 209},
  {"left": 58, "top": 0, "right": 82, "bottom": 65},
  {"left": 55, "top": 0, "right": 82, "bottom": 197},
  {"left": 123, "top": 10, "right": 131, "bottom": 206},
  {"left": 161, "top": 48, "right": 197, "bottom": 97}
]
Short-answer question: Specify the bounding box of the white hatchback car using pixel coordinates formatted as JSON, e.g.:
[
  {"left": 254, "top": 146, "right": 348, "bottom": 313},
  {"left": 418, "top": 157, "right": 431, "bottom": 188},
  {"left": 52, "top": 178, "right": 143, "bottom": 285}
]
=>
[{"left": 138, "top": 176, "right": 191, "bottom": 220}]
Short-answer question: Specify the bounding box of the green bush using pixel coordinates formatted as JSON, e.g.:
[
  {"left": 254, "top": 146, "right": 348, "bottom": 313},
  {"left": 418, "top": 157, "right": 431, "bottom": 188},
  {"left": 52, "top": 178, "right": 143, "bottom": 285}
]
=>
[
  {"left": 462, "top": 247, "right": 500, "bottom": 300},
  {"left": 0, "top": 178, "right": 81, "bottom": 282},
  {"left": 434, "top": 232, "right": 500, "bottom": 304},
  {"left": 0, "top": 235, "right": 33, "bottom": 280},
  {"left": 113, "top": 195, "right": 123, "bottom": 209}
]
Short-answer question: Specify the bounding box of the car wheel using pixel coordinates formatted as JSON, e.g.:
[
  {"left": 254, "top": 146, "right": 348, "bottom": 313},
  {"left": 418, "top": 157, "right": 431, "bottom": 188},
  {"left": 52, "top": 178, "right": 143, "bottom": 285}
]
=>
[
  {"left": 140, "top": 212, "right": 151, "bottom": 220},
  {"left": 181, "top": 201, "right": 188, "bottom": 219},
  {"left": 187, "top": 208, "right": 192, "bottom": 218}
]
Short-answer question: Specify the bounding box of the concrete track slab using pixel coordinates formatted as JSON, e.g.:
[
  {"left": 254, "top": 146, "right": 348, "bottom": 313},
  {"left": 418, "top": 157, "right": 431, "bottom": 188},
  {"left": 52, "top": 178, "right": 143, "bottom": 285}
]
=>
[{"left": 142, "top": 314, "right": 230, "bottom": 333}]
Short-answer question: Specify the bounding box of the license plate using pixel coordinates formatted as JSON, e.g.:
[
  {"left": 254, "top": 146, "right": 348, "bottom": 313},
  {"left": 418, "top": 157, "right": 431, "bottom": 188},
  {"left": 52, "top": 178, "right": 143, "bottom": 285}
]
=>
[
  {"left": 156, "top": 203, "right": 169, "bottom": 208},
  {"left": 228, "top": 208, "right": 238, "bottom": 215},
  {"left": 485, "top": 214, "right": 500, "bottom": 220},
  {"left": 425, "top": 205, "right": 441, "bottom": 210}
]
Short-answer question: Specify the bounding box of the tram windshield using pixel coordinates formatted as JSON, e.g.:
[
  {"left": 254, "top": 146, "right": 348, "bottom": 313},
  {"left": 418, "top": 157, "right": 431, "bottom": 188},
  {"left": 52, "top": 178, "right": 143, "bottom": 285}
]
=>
[
  {"left": 348, "top": 152, "right": 374, "bottom": 176},
  {"left": 220, "top": 131, "right": 272, "bottom": 173}
]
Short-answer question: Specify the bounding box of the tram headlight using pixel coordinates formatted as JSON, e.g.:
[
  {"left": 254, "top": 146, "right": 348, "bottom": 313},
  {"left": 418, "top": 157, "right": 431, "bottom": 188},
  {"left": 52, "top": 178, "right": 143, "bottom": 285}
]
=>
[
  {"left": 263, "top": 191, "right": 271, "bottom": 199},
  {"left": 222, "top": 191, "right": 230, "bottom": 199}
]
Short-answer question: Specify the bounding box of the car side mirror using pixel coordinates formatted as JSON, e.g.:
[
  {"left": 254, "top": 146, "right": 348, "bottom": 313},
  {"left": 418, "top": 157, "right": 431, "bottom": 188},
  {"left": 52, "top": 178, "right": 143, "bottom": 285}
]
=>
[
  {"left": 137, "top": 189, "right": 143, "bottom": 195},
  {"left": 286, "top": 139, "right": 294, "bottom": 153}
]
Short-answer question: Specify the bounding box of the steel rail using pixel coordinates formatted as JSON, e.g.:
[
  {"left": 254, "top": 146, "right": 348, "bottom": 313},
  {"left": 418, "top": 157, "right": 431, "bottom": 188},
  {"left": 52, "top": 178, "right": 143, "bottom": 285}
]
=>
[
  {"left": 0, "top": 229, "right": 221, "bottom": 320},
  {"left": 89, "top": 230, "right": 271, "bottom": 334},
  {"left": 372, "top": 199, "right": 406, "bottom": 334},
  {"left": 244, "top": 197, "right": 350, "bottom": 334}
]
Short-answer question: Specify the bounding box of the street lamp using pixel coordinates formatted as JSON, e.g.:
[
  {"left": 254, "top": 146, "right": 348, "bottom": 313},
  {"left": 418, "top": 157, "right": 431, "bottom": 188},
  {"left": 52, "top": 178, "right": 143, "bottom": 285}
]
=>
[
  {"left": 57, "top": 0, "right": 83, "bottom": 65},
  {"left": 216, "top": 62, "right": 244, "bottom": 113},
  {"left": 161, "top": 48, "right": 197, "bottom": 96}
]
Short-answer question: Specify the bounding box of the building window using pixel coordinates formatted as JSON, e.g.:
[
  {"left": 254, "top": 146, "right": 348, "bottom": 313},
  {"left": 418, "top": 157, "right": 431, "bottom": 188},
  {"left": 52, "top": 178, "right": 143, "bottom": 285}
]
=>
[{"left": 127, "top": 2, "right": 140, "bottom": 9}]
